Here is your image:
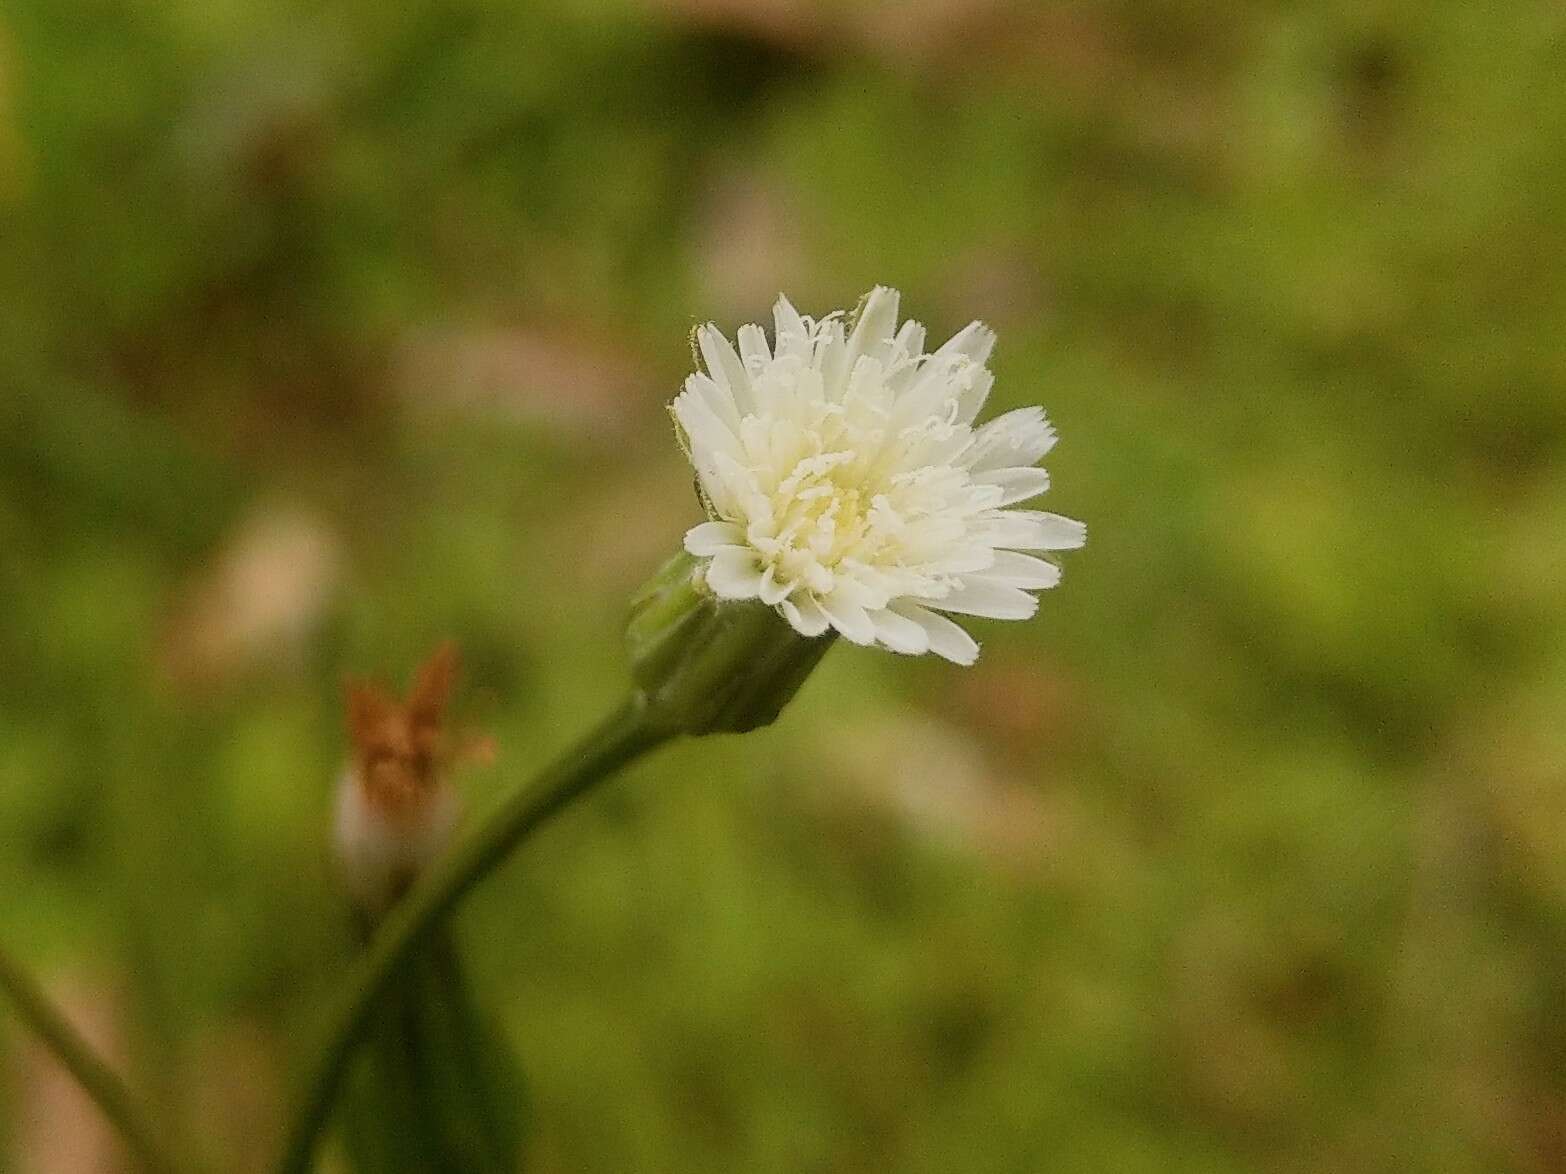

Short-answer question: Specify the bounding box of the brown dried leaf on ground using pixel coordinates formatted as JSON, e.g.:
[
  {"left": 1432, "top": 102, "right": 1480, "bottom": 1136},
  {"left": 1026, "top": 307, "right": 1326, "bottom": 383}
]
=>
[
  {"left": 647, "top": 0, "right": 1017, "bottom": 64},
  {"left": 948, "top": 654, "right": 1084, "bottom": 757},
  {"left": 1001, "top": 3, "right": 1128, "bottom": 95},
  {"left": 560, "top": 455, "right": 699, "bottom": 588},
  {"left": 7, "top": 975, "right": 128, "bottom": 1174},
  {"left": 845, "top": 0, "right": 1016, "bottom": 65},
  {"left": 1450, "top": 681, "right": 1566, "bottom": 906},
  {"left": 642, "top": 0, "right": 823, "bottom": 50},
  {"left": 395, "top": 323, "right": 651, "bottom": 439},
  {"left": 817, "top": 711, "right": 1065, "bottom": 871},
  {"left": 694, "top": 170, "right": 810, "bottom": 321},
  {"left": 1165, "top": 914, "right": 1311, "bottom": 1133},
  {"left": 933, "top": 245, "right": 1053, "bottom": 336},
  {"left": 177, "top": 1021, "right": 284, "bottom": 1174},
  {"left": 161, "top": 505, "right": 343, "bottom": 689}
]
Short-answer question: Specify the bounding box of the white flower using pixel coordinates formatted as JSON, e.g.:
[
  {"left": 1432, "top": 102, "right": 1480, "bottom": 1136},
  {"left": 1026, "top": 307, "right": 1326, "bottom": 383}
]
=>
[{"left": 672, "top": 286, "right": 1084, "bottom": 665}]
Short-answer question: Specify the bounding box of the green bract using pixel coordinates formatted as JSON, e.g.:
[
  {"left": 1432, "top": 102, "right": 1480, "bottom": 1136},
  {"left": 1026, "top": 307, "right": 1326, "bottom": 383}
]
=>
[{"left": 626, "top": 551, "right": 836, "bottom": 736}]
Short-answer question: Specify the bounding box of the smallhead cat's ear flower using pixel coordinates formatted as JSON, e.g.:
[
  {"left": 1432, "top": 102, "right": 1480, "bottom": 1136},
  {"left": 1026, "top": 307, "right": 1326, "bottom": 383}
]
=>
[
  {"left": 335, "top": 642, "right": 482, "bottom": 919},
  {"left": 628, "top": 287, "right": 1083, "bottom": 736},
  {"left": 671, "top": 286, "right": 1084, "bottom": 666}
]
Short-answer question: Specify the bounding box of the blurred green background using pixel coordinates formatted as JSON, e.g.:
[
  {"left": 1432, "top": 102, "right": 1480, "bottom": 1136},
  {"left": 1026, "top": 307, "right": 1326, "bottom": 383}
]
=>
[{"left": 2, "top": 0, "right": 1565, "bottom": 1170}]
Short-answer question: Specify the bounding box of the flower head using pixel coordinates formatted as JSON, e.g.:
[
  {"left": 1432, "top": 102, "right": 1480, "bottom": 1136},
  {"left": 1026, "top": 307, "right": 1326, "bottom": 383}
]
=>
[
  {"left": 336, "top": 642, "right": 490, "bottom": 917},
  {"left": 672, "top": 286, "right": 1084, "bottom": 665}
]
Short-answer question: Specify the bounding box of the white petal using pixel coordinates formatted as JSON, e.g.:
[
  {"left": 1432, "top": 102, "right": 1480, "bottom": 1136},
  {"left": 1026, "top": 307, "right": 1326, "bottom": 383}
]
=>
[
  {"left": 706, "top": 547, "right": 764, "bottom": 600},
  {"left": 671, "top": 387, "right": 741, "bottom": 462},
  {"left": 828, "top": 569, "right": 892, "bottom": 613},
  {"left": 917, "top": 581, "right": 1038, "bottom": 620},
  {"left": 978, "top": 551, "right": 1062, "bottom": 590},
  {"left": 954, "top": 365, "right": 995, "bottom": 425},
  {"left": 737, "top": 322, "right": 771, "bottom": 374},
  {"left": 684, "top": 371, "right": 741, "bottom": 433},
  {"left": 886, "top": 319, "right": 927, "bottom": 392},
  {"left": 964, "top": 406, "right": 1057, "bottom": 472},
  {"left": 817, "top": 318, "right": 849, "bottom": 398},
  {"left": 919, "top": 544, "right": 999, "bottom": 577},
  {"left": 757, "top": 563, "right": 790, "bottom": 606},
  {"left": 933, "top": 319, "right": 996, "bottom": 367},
  {"left": 779, "top": 594, "right": 830, "bottom": 638},
  {"left": 971, "top": 466, "right": 1051, "bottom": 505},
  {"left": 894, "top": 337, "right": 992, "bottom": 426},
  {"left": 773, "top": 294, "right": 805, "bottom": 337},
  {"left": 985, "top": 510, "right": 1087, "bottom": 551},
  {"left": 892, "top": 603, "right": 979, "bottom": 666},
  {"left": 845, "top": 285, "right": 900, "bottom": 366},
  {"left": 684, "top": 521, "right": 743, "bottom": 556},
  {"left": 818, "top": 591, "right": 876, "bottom": 645},
  {"left": 698, "top": 325, "right": 754, "bottom": 416},
  {"left": 869, "top": 607, "right": 930, "bottom": 655},
  {"left": 843, "top": 356, "right": 894, "bottom": 418},
  {"left": 709, "top": 451, "right": 761, "bottom": 518}
]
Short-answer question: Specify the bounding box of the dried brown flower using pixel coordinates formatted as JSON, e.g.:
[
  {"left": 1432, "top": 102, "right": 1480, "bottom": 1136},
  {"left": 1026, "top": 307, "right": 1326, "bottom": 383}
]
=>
[{"left": 344, "top": 641, "right": 459, "bottom": 829}]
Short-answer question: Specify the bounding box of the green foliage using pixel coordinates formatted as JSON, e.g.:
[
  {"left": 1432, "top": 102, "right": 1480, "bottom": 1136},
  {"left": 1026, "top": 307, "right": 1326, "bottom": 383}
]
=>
[{"left": 341, "top": 929, "right": 526, "bottom": 1174}]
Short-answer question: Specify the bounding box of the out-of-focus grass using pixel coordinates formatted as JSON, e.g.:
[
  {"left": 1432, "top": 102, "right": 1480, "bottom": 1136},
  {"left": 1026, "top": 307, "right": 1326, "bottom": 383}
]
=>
[{"left": 1, "top": 1, "right": 1564, "bottom": 1171}]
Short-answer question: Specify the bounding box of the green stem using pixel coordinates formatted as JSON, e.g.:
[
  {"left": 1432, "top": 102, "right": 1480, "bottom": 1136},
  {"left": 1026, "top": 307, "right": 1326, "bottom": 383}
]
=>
[
  {"left": 274, "top": 698, "right": 669, "bottom": 1174},
  {"left": 0, "top": 943, "right": 185, "bottom": 1174}
]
